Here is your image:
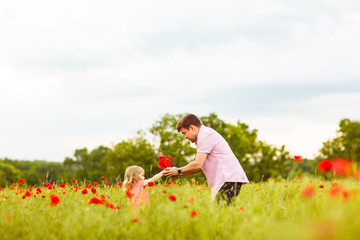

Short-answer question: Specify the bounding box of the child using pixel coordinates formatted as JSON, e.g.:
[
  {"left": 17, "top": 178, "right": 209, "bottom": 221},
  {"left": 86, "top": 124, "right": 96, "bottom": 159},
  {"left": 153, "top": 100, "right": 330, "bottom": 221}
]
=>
[{"left": 123, "top": 166, "right": 163, "bottom": 209}]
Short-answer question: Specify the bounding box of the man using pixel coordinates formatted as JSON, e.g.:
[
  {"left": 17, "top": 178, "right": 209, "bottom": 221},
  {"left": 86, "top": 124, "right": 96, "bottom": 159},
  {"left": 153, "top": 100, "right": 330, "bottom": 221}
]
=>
[{"left": 163, "top": 113, "right": 249, "bottom": 204}]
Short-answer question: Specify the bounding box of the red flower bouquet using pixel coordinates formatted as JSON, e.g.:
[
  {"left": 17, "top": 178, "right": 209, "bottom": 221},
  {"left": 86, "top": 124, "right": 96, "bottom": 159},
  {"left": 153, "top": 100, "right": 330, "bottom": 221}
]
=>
[{"left": 158, "top": 155, "right": 175, "bottom": 169}]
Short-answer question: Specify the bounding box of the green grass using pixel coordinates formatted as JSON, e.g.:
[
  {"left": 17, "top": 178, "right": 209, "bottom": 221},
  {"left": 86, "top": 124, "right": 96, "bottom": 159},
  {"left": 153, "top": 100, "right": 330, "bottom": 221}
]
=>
[{"left": 1, "top": 177, "right": 359, "bottom": 240}]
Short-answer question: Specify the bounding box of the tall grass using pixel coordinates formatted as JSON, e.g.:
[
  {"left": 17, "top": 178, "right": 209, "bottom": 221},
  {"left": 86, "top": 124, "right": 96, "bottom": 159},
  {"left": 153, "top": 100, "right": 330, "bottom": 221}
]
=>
[{"left": 0, "top": 177, "right": 359, "bottom": 240}]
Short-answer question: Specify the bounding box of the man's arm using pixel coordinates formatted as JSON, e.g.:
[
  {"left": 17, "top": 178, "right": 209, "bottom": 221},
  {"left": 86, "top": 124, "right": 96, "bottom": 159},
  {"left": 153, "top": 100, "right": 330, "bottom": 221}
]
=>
[{"left": 163, "top": 152, "right": 207, "bottom": 177}]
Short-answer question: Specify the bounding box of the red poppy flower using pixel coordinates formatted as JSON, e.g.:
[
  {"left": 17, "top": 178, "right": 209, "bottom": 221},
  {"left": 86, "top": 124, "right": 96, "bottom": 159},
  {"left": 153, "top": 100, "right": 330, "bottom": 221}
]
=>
[
  {"left": 118, "top": 182, "right": 123, "bottom": 187},
  {"left": 319, "top": 185, "right": 324, "bottom": 188},
  {"left": 49, "top": 194, "right": 60, "bottom": 206},
  {"left": 158, "top": 155, "right": 175, "bottom": 169},
  {"left": 340, "top": 189, "right": 356, "bottom": 202},
  {"left": 332, "top": 158, "right": 352, "bottom": 177},
  {"left": 132, "top": 218, "right": 139, "bottom": 223},
  {"left": 168, "top": 194, "right": 176, "bottom": 201},
  {"left": 38, "top": 180, "right": 42, "bottom": 182},
  {"left": 106, "top": 181, "right": 110, "bottom": 185},
  {"left": 94, "top": 182, "right": 99, "bottom": 186},
  {"left": 25, "top": 190, "right": 31, "bottom": 197},
  {"left": 353, "top": 171, "right": 360, "bottom": 180},
  {"left": 71, "top": 179, "right": 76, "bottom": 184},
  {"left": 238, "top": 207, "right": 245, "bottom": 212},
  {"left": 190, "top": 210, "right": 197, "bottom": 217},
  {"left": 82, "top": 189, "right": 88, "bottom": 194},
  {"left": 126, "top": 191, "right": 134, "bottom": 198},
  {"left": 147, "top": 182, "right": 155, "bottom": 187},
  {"left": 293, "top": 155, "right": 303, "bottom": 162},
  {"left": 101, "top": 176, "right": 106, "bottom": 180},
  {"left": 19, "top": 178, "right": 25, "bottom": 185},
  {"left": 301, "top": 186, "right": 316, "bottom": 198},
  {"left": 11, "top": 183, "right": 16, "bottom": 187},
  {"left": 329, "top": 186, "right": 342, "bottom": 198},
  {"left": 187, "top": 197, "right": 194, "bottom": 203},
  {"left": 89, "top": 197, "right": 102, "bottom": 205},
  {"left": 318, "top": 159, "right": 333, "bottom": 172},
  {"left": 91, "top": 188, "right": 97, "bottom": 194},
  {"left": 103, "top": 200, "right": 117, "bottom": 210},
  {"left": 59, "top": 184, "right": 66, "bottom": 188}
]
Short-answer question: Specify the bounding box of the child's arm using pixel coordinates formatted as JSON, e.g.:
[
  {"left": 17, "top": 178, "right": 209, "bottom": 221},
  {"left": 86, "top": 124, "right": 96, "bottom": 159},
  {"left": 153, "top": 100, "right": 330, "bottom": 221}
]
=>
[{"left": 143, "top": 170, "right": 164, "bottom": 186}]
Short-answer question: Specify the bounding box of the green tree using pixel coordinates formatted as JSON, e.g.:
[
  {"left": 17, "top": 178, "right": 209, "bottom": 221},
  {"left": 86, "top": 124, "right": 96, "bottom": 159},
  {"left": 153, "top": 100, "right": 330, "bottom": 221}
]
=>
[
  {"left": 73, "top": 148, "right": 91, "bottom": 180},
  {"left": 25, "top": 164, "right": 41, "bottom": 185},
  {"left": 150, "top": 113, "right": 197, "bottom": 167},
  {"left": 102, "top": 132, "right": 157, "bottom": 181},
  {"left": 318, "top": 118, "right": 360, "bottom": 162},
  {"left": 88, "top": 146, "right": 109, "bottom": 180},
  {"left": 200, "top": 112, "right": 228, "bottom": 136},
  {"left": 64, "top": 145, "right": 109, "bottom": 182},
  {"left": 0, "top": 160, "right": 22, "bottom": 187},
  {"left": 34, "top": 161, "right": 66, "bottom": 184},
  {"left": 1, "top": 159, "right": 65, "bottom": 185},
  {"left": 62, "top": 157, "right": 79, "bottom": 180},
  {"left": 248, "top": 142, "right": 292, "bottom": 181}
]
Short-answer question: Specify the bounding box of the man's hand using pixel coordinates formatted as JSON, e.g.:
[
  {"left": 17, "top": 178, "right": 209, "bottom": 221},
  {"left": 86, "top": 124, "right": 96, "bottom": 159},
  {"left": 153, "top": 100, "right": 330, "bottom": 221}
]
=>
[{"left": 163, "top": 167, "right": 179, "bottom": 177}]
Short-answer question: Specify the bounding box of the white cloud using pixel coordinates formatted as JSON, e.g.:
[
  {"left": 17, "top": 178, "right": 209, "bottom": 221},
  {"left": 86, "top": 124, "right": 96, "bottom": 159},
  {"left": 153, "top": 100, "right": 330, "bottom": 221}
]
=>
[
  {"left": 243, "top": 116, "right": 338, "bottom": 159},
  {"left": 238, "top": 93, "right": 360, "bottom": 159},
  {"left": 1, "top": 0, "right": 360, "bottom": 161}
]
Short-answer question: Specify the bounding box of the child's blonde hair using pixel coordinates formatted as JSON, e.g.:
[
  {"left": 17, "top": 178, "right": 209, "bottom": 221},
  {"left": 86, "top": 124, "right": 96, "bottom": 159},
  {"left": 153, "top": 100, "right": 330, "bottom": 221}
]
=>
[{"left": 123, "top": 166, "right": 145, "bottom": 192}]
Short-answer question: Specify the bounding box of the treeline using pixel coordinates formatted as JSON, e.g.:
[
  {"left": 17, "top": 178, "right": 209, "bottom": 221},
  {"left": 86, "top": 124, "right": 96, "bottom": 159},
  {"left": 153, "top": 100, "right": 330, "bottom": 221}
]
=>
[{"left": 1, "top": 114, "right": 359, "bottom": 186}]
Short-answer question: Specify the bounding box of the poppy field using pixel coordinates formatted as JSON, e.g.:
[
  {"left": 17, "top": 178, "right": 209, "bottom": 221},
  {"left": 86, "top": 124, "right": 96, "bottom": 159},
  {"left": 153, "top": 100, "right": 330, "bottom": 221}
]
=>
[{"left": 1, "top": 173, "right": 360, "bottom": 240}]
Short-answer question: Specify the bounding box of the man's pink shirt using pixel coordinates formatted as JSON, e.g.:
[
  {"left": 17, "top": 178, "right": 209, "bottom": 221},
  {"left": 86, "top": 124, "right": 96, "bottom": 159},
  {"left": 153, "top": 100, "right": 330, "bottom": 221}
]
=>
[{"left": 197, "top": 125, "right": 249, "bottom": 199}]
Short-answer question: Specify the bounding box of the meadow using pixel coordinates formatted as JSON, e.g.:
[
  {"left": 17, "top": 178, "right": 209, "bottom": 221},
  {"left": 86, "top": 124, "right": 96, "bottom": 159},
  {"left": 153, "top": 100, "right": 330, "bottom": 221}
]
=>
[{"left": 1, "top": 176, "right": 359, "bottom": 240}]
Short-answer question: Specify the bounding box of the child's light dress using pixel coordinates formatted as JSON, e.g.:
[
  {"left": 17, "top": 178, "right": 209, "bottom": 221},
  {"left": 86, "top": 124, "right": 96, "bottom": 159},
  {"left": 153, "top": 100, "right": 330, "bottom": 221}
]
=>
[{"left": 128, "top": 180, "right": 149, "bottom": 209}]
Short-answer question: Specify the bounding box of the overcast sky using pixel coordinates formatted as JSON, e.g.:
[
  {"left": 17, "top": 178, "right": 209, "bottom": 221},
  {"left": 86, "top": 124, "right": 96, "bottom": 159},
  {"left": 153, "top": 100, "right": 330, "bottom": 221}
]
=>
[{"left": 1, "top": 0, "right": 359, "bottom": 162}]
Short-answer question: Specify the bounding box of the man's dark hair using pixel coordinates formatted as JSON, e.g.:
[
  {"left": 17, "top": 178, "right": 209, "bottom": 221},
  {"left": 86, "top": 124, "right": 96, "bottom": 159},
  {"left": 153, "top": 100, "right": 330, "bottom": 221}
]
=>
[{"left": 176, "top": 113, "right": 202, "bottom": 132}]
